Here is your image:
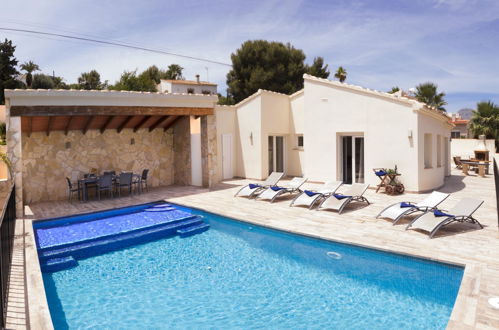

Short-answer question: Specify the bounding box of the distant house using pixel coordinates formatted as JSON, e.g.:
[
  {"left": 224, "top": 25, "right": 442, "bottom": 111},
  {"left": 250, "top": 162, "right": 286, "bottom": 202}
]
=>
[
  {"left": 215, "top": 74, "right": 453, "bottom": 192},
  {"left": 157, "top": 76, "right": 217, "bottom": 95},
  {"left": 450, "top": 114, "right": 470, "bottom": 138}
]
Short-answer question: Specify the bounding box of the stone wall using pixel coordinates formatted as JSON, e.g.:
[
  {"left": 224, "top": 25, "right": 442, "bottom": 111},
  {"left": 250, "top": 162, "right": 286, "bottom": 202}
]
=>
[
  {"left": 201, "top": 115, "right": 219, "bottom": 187},
  {"left": 173, "top": 116, "right": 192, "bottom": 185},
  {"left": 6, "top": 114, "right": 23, "bottom": 217},
  {"left": 21, "top": 128, "right": 174, "bottom": 203}
]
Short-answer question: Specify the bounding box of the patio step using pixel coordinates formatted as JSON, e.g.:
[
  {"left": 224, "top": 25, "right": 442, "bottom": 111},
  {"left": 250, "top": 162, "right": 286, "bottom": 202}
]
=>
[
  {"left": 177, "top": 223, "right": 210, "bottom": 238},
  {"left": 39, "top": 217, "right": 204, "bottom": 262},
  {"left": 38, "top": 215, "right": 199, "bottom": 252},
  {"left": 40, "top": 256, "right": 78, "bottom": 273}
]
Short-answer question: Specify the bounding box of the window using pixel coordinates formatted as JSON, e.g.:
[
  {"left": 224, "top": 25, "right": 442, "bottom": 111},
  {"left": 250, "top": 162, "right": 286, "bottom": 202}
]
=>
[
  {"left": 424, "top": 133, "right": 433, "bottom": 169},
  {"left": 297, "top": 135, "right": 304, "bottom": 148},
  {"left": 437, "top": 135, "right": 442, "bottom": 167},
  {"left": 451, "top": 131, "right": 461, "bottom": 139}
]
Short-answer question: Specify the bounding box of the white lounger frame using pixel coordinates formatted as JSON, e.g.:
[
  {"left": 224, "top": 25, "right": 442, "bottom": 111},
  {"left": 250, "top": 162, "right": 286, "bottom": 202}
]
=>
[
  {"left": 376, "top": 191, "right": 449, "bottom": 225},
  {"left": 289, "top": 181, "right": 343, "bottom": 209},
  {"left": 317, "top": 183, "right": 370, "bottom": 214},
  {"left": 234, "top": 172, "right": 284, "bottom": 198}
]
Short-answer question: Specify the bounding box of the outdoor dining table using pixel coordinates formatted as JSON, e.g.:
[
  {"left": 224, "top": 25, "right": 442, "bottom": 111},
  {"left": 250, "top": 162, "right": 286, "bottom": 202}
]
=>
[
  {"left": 78, "top": 176, "right": 99, "bottom": 201},
  {"left": 461, "top": 160, "right": 490, "bottom": 177},
  {"left": 78, "top": 173, "right": 143, "bottom": 201}
]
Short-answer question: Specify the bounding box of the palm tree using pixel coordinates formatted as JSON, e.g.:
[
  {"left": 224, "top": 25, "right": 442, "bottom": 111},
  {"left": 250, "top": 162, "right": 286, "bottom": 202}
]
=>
[
  {"left": 334, "top": 66, "right": 347, "bottom": 83},
  {"left": 164, "top": 64, "right": 184, "bottom": 80},
  {"left": 469, "top": 101, "right": 499, "bottom": 140},
  {"left": 20, "top": 61, "right": 40, "bottom": 88},
  {"left": 413, "top": 82, "right": 447, "bottom": 111}
]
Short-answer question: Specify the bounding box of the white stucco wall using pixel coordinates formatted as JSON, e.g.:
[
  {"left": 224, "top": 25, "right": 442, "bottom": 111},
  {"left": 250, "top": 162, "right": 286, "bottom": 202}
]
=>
[
  {"left": 214, "top": 76, "right": 451, "bottom": 192},
  {"left": 303, "top": 78, "right": 422, "bottom": 190},
  {"left": 450, "top": 138, "right": 495, "bottom": 159},
  {"left": 287, "top": 91, "right": 305, "bottom": 177},
  {"left": 416, "top": 111, "right": 452, "bottom": 191},
  {"left": 234, "top": 94, "right": 263, "bottom": 179},
  {"left": 261, "top": 92, "right": 290, "bottom": 178},
  {"left": 158, "top": 81, "right": 217, "bottom": 95}
]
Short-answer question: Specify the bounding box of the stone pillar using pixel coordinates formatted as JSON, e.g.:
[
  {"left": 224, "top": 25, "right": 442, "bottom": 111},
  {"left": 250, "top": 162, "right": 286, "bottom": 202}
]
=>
[
  {"left": 173, "top": 116, "right": 191, "bottom": 185},
  {"left": 201, "top": 115, "right": 219, "bottom": 188},
  {"left": 6, "top": 105, "right": 23, "bottom": 217}
]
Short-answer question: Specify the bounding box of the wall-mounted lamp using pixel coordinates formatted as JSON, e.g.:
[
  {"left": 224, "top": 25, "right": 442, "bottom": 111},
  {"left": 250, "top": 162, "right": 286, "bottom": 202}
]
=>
[
  {"left": 408, "top": 129, "right": 413, "bottom": 138},
  {"left": 130, "top": 138, "right": 135, "bottom": 145},
  {"left": 249, "top": 132, "right": 253, "bottom": 145}
]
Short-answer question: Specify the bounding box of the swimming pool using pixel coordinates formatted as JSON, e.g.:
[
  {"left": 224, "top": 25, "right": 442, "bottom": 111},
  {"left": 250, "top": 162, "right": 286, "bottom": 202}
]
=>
[{"left": 35, "top": 203, "right": 463, "bottom": 329}]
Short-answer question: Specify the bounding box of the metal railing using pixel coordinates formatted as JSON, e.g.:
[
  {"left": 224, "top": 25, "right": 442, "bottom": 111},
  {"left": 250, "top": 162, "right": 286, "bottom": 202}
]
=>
[
  {"left": 494, "top": 159, "right": 499, "bottom": 229},
  {"left": 0, "top": 185, "right": 15, "bottom": 328}
]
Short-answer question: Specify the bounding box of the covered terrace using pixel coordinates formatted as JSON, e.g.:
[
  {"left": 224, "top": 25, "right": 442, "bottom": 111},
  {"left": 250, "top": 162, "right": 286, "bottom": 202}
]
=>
[{"left": 4, "top": 89, "right": 219, "bottom": 216}]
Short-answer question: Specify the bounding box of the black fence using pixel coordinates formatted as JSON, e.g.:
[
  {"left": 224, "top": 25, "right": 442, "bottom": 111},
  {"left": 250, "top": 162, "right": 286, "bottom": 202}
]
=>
[
  {"left": 0, "top": 186, "right": 16, "bottom": 328},
  {"left": 495, "top": 159, "right": 499, "bottom": 229}
]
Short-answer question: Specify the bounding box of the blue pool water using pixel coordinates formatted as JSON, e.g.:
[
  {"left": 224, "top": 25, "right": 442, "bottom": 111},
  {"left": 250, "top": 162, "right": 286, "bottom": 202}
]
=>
[{"left": 37, "top": 204, "right": 463, "bottom": 329}]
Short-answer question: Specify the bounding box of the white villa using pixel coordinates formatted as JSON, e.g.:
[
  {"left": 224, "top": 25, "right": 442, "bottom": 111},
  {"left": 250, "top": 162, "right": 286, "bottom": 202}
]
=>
[
  {"left": 215, "top": 74, "right": 453, "bottom": 192},
  {"left": 3, "top": 74, "right": 452, "bottom": 216},
  {"left": 157, "top": 76, "right": 217, "bottom": 95}
]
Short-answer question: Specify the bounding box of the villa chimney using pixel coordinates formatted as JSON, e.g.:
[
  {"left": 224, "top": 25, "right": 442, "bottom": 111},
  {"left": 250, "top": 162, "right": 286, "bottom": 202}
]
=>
[
  {"left": 195, "top": 74, "right": 200, "bottom": 83},
  {"left": 474, "top": 135, "right": 489, "bottom": 161}
]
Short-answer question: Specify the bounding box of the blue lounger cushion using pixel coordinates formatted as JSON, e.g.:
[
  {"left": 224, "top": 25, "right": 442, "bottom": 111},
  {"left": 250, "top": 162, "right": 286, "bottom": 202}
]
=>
[
  {"left": 249, "top": 183, "right": 261, "bottom": 189},
  {"left": 433, "top": 210, "right": 454, "bottom": 217},
  {"left": 333, "top": 193, "right": 351, "bottom": 200},
  {"left": 270, "top": 186, "right": 286, "bottom": 192},
  {"left": 400, "top": 202, "right": 415, "bottom": 208},
  {"left": 304, "top": 190, "right": 320, "bottom": 197}
]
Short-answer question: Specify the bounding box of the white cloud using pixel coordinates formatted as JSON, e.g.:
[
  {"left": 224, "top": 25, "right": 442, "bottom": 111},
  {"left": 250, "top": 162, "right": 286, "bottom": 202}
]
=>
[{"left": 1, "top": 0, "right": 499, "bottom": 111}]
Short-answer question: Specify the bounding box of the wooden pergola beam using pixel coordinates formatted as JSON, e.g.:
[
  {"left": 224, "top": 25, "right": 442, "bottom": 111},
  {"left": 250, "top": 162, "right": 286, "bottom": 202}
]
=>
[
  {"left": 100, "top": 116, "right": 114, "bottom": 134},
  {"left": 82, "top": 116, "right": 94, "bottom": 135},
  {"left": 10, "top": 106, "right": 214, "bottom": 117},
  {"left": 46, "top": 117, "right": 52, "bottom": 136},
  {"left": 133, "top": 116, "right": 152, "bottom": 133},
  {"left": 64, "top": 116, "right": 74, "bottom": 135},
  {"left": 163, "top": 116, "right": 180, "bottom": 132},
  {"left": 117, "top": 116, "right": 133, "bottom": 133},
  {"left": 148, "top": 116, "right": 169, "bottom": 132}
]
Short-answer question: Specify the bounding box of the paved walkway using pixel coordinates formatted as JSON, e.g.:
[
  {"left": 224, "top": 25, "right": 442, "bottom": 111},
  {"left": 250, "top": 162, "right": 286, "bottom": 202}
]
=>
[{"left": 10, "top": 169, "right": 499, "bottom": 329}]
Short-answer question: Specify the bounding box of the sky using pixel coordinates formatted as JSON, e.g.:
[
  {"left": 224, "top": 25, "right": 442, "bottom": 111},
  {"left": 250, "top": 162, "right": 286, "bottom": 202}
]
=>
[{"left": 1, "top": 0, "right": 498, "bottom": 113}]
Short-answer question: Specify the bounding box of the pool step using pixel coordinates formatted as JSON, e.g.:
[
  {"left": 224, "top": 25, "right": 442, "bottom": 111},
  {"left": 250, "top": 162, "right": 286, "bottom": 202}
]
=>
[
  {"left": 144, "top": 206, "right": 175, "bottom": 212},
  {"left": 39, "top": 215, "right": 199, "bottom": 252},
  {"left": 177, "top": 223, "right": 210, "bottom": 238},
  {"left": 39, "top": 217, "right": 204, "bottom": 262},
  {"left": 40, "top": 256, "right": 78, "bottom": 273}
]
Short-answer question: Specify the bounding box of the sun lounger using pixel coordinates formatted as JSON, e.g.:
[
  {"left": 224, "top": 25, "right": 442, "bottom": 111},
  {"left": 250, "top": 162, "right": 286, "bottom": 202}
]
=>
[
  {"left": 317, "top": 183, "right": 370, "bottom": 214},
  {"left": 290, "top": 181, "right": 343, "bottom": 209},
  {"left": 234, "top": 172, "right": 284, "bottom": 198},
  {"left": 256, "top": 177, "right": 307, "bottom": 203},
  {"left": 406, "top": 198, "right": 484, "bottom": 238},
  {"left": 376, "top": 191, "right": 449, "bottom": 225}
]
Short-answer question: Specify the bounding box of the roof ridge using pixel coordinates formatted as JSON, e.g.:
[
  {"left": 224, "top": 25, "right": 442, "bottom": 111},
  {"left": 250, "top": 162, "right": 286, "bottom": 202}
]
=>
[{"left": 303, "top": 74, "right": 450, "bottom": 122}]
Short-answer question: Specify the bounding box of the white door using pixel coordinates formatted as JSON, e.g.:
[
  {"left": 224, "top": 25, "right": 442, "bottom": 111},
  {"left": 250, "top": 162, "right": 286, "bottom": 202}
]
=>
[{"left": 222, "top": 134, "right": 233, "bottom": 179}]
